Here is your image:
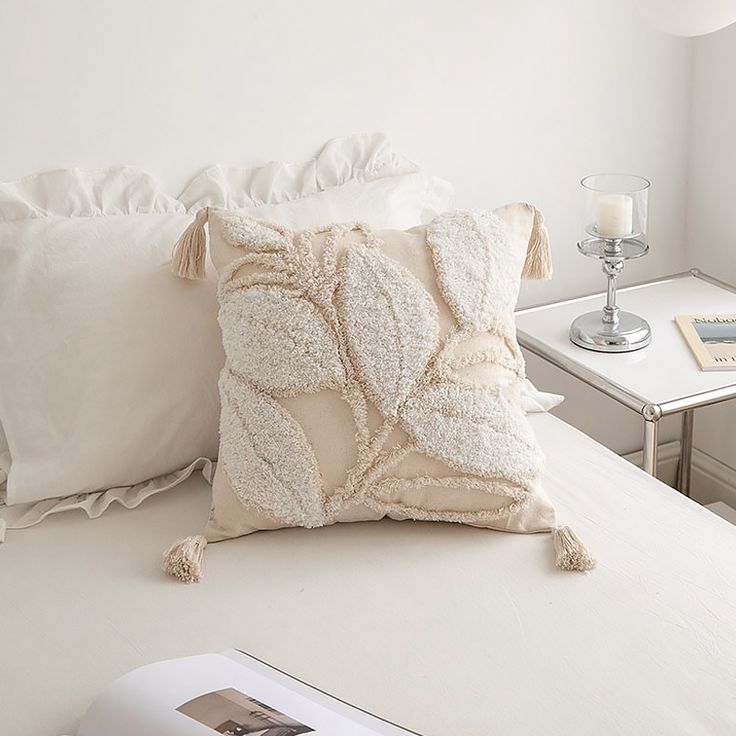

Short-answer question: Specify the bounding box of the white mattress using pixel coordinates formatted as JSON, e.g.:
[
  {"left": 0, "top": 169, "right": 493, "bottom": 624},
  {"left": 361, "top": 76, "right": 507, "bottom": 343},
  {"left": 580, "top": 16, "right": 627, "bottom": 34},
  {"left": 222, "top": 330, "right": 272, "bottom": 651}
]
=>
[{"left": 1, "top": 413, "right": 735, "bottom": 736}]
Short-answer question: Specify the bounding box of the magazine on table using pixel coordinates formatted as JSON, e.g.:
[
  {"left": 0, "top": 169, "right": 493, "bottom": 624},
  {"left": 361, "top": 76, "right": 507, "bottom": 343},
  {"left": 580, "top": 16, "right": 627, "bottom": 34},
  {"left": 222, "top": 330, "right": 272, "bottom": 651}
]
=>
[
  {"left": 76, "top": 649, "right": 423, "bottom": 736},
  {"left": 675, "top": 314, "right": 736, "bottom": 371}
]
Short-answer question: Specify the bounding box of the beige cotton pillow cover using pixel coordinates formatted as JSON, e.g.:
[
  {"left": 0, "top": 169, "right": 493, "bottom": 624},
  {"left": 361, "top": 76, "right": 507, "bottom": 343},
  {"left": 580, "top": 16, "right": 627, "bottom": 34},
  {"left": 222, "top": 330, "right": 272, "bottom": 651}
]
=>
[{"left": 163, "top": 205, "right": 595, "bottom": 581}]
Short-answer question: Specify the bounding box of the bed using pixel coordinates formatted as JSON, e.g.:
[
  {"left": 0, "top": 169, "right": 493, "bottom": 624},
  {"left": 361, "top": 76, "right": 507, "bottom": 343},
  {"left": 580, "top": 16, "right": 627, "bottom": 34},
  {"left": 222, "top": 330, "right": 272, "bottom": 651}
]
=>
[{"left": 2, "top": 411, "right": 734, "bottom": 736}]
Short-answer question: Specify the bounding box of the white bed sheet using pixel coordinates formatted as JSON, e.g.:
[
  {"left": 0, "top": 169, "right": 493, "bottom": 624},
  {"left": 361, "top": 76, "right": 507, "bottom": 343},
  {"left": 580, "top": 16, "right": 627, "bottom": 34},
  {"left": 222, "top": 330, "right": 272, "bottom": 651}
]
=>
[{"left": 1, "top": 413, "right": 735, "bottom": 736}]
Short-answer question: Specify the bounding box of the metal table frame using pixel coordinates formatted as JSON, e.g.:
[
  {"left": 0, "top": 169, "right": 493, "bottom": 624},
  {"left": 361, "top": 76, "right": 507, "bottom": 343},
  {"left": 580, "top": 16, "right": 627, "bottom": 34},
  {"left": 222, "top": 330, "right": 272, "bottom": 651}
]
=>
[{"left": 516, "top": 269, "right": 736, "bottom": 495}]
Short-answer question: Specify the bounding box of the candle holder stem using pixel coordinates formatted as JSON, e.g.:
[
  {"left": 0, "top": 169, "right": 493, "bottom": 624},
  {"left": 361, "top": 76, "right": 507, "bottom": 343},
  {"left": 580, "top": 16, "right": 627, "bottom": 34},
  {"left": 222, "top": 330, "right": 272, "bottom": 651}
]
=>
[{"left": 602, "top": 255, "right": 621, "bottom": 327}]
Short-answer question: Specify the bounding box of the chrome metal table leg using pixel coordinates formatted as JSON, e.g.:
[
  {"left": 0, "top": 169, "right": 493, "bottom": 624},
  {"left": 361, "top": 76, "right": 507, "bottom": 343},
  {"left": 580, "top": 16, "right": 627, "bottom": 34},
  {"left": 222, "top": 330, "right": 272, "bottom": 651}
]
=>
[
  {"left": 676, "top": 409, "right": 694, "bottom": 496},
  {"left": 642, "top": 418, "right": 659, "bottom": 476}
]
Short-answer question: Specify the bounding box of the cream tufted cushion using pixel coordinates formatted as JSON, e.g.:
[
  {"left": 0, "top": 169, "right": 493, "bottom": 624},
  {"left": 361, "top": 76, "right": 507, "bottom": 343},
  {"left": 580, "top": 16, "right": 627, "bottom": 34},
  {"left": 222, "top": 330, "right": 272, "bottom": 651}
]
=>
[
  {"left": 164, "top": 205, "right": 596, "bottom": 581},
  {"left": 209, "top": 204, "right": 555, "bottom": 532}
]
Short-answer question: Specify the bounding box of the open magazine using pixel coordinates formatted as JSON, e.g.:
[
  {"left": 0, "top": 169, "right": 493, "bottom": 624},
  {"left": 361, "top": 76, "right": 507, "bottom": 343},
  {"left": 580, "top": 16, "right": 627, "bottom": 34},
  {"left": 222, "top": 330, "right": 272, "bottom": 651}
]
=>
[{"left": 77, "top": 649, "right": 423, "bottom": 736}]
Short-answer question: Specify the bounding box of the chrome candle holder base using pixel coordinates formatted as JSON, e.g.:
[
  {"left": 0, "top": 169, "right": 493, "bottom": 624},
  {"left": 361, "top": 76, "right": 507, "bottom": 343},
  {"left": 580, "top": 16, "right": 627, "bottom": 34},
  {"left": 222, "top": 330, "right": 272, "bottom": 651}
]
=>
[
  {"left": 570, "top": 309, "right": 651, "bottom": 352},
  {"left": 570, "top": 235, "right": 651, "bottom": 353}
]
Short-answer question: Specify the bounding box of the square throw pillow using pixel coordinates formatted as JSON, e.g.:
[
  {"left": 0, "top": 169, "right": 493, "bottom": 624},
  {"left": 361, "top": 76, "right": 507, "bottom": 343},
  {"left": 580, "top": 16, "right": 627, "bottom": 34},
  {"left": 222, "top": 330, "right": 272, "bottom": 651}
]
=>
[{"left": 164, "top": 205, "right": 595, "bottom": 581}]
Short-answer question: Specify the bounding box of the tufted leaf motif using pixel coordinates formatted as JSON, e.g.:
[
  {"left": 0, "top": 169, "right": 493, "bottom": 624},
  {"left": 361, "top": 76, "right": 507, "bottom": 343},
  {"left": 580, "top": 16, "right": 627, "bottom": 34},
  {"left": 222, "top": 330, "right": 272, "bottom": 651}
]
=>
[
  {"left": 426, "top": 210, "right": 521, "bottom": 331},
  {"left": 368, "top": 475, "right": 531, "bottom": 523},
  {"left": 399, "top": 382, "right": 544, "bottom": 485},
  {"left": 219, "top": 371, "right": 325, "bottom": 527},
  {"left": 220, "top": 214, "right": 290, "bottom": 251},
  {"left": 337, "top": 247, "right": 439, "bottom": 417},
  {"left": 219, "top": 285, "right": 344, "bottom": 395}
]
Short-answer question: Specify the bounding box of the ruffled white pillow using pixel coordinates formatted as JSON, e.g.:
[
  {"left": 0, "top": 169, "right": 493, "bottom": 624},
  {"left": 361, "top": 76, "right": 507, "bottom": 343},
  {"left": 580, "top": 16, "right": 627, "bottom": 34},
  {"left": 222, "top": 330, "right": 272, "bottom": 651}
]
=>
[{"left": 0, "top": 134, "right": 453, "bottom": 532}]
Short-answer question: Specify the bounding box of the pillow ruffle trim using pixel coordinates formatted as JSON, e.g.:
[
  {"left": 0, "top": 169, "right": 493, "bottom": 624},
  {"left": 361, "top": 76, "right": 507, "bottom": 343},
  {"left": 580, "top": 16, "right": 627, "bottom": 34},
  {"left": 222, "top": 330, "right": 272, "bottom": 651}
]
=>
[
  {"left": 179, "top": 132, "right": 419, "bottom": 211},
  {"left": 0, "top": 458, "right": 214, "bottom": 534},
  {"left": 0, "top": 133, "right": 429, "bottom": 222},
  {"left": 0, "top": 167, "right": 186, "bottom": 221}
]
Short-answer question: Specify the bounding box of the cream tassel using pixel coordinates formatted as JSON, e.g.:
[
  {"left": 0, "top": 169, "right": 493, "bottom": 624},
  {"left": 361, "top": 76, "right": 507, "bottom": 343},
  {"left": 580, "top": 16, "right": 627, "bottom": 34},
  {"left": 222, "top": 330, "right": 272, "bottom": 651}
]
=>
[
  {"left": 522, "top": 205, "right": 553, "bottom": 280},
  {"left": 553, "top": 526, "right": 596, "bottom": 572},
  {"left": 171, "top": 207, "right": 209, "bottom": 280},
  {"left": 162, "top": 535, "right": 208, "bottom": 583},
  {"left": 0, "top": 518, "right": 6, "bottom": 544}
]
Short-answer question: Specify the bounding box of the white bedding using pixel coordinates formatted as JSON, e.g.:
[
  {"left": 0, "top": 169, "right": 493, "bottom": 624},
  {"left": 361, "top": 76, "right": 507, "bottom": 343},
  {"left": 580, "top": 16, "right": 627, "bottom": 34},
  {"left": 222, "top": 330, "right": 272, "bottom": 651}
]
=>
[{"left": 1, "top": 413, "right": 735, "bottom": 736}]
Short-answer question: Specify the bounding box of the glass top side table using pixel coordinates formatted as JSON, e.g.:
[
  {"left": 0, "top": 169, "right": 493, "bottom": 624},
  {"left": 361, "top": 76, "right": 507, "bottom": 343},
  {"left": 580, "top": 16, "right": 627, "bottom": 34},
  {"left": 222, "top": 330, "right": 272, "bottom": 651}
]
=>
[{"left": 515, "top": 270, "right": 736, "bottom": 494}]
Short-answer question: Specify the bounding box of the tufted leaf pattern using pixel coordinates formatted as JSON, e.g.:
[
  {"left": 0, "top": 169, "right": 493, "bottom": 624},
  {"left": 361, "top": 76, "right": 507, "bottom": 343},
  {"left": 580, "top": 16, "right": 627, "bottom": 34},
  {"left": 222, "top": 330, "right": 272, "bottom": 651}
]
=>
[
  {"left": 219, "top": 285, "right": 344, "bottom": 396},
  {"left": 220, "top": 214, "right": 290, "bottom": 251},
  {"left": 399, "top": 382, "right": 544, "bottom": 486},
  {"left": 426, "top": 210, "right": 523, "bottom": 331},
  {"left": 219, "top": 371, "right": 325, "bottom": 527},
  {"left": 337, "top": 246, "right": 439, "bottom": 417},
  {"left": 368, "top": 475, "right": 531, "bottom": 523}
]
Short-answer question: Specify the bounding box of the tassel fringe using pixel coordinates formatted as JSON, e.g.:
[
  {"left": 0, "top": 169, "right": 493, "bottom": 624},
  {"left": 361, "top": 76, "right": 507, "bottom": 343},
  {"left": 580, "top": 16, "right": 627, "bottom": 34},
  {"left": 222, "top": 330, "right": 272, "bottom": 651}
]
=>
[
  {"left": 0, "top": 518, "right": 6, "bottom": 544},
  {"left": 522, "top": 205, "right": 553, "bottom": 280},
  {"left": 553, "top": 526, "right": 596, "bottom": 572},
  {"left": 171, "top": 207, "right": 209, "bottom": 280},
  {"left": 162, "top": 535, "right": 208, "bottom": 583}
]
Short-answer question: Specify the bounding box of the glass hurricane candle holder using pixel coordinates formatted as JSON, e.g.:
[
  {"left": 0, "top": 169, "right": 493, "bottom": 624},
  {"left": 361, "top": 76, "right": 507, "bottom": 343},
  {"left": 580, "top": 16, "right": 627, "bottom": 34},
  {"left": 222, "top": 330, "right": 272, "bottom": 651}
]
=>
[{"left": 569, "top": 173, "right": 652, "bottom": 352}]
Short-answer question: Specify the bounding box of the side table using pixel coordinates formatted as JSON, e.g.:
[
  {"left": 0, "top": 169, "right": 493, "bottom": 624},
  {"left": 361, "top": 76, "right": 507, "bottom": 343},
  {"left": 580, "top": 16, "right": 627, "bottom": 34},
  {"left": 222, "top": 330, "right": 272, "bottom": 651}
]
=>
[{"left": 515, "top": 270, "right": 736, "bottom": 495}]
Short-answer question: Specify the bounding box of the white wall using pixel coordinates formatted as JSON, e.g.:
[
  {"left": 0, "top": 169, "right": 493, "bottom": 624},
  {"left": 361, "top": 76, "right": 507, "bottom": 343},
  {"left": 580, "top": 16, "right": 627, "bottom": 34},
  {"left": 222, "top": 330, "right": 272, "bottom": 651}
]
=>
[
  {"left": 0, "top": 0, "right": 693, "bottom": 453},
  {"left": 687, "top": 22, "right": 736, "bottom": 468}
]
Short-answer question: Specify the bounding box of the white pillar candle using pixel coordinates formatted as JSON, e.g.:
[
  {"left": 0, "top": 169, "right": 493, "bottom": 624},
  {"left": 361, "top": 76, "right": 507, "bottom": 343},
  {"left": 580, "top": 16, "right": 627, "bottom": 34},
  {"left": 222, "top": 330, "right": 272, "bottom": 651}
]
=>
[{"left": 596, "top": 194, "right": 634, "bottom": 239}]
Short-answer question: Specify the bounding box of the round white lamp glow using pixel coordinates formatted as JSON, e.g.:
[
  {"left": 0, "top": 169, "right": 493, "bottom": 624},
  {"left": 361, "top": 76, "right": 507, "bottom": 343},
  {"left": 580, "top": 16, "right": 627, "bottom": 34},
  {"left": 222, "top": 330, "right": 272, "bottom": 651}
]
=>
[
  {"left": 570, "top": 174, "right": 652, "bottom": 353},
  {"left": 634, "top": 0, "right": 736, "bottom": 36}
]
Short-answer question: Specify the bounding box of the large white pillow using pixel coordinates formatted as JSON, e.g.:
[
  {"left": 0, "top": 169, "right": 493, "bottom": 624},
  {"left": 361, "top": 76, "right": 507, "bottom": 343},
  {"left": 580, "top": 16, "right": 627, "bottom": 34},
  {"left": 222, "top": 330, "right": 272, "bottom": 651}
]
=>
[
  {"left": 0, "top": 205, "right": 218, "bottom": 504},
  {"left": 0, "top": 134, "right": 453, "bottom": 518}
]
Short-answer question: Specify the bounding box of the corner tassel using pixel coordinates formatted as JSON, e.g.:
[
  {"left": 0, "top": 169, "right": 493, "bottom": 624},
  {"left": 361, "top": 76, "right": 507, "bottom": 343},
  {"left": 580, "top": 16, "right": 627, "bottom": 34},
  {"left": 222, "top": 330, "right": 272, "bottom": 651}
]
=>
[
  {"left": 171, "top": 207, "right": 209, "bottom": 280},
  {"left": 553, "top": 526, "right": 596, "bottom": 572},
  {"left": 162, "top": 535, "right": 208, "bottom": 583},
  {"left": 0, "top": 518, "right": 6, "bottom": 544},
  {"left": 522, "top": 205, "right": 553, "bottom": 280}
]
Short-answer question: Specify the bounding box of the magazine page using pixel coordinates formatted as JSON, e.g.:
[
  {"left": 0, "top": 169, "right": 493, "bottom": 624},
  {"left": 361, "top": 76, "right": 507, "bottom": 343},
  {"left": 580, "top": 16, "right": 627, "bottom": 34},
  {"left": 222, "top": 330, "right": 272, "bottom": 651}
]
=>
[
  {"left": 78, "top": 650, "right": 421, "bottom": 736},
  {"left": 675, "top": 314, "right": 736, "bottom": 371}
]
